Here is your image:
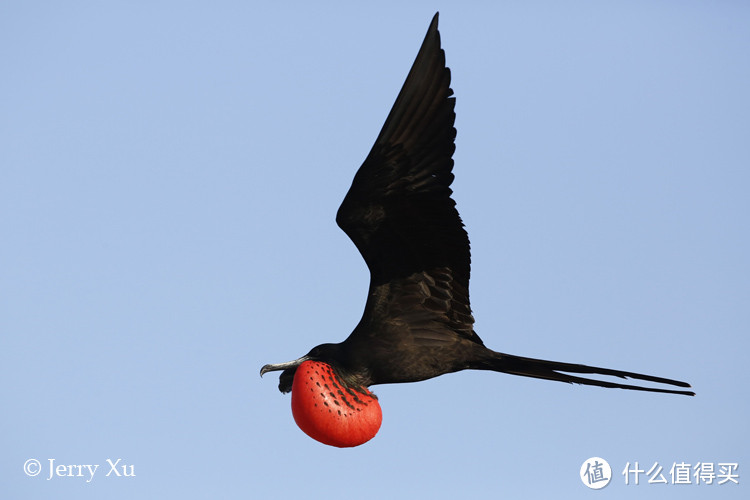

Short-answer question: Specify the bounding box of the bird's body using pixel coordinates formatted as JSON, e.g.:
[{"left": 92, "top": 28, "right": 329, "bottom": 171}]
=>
[{"left": 261, "top": 13, "right": 693, "bottom": 447}]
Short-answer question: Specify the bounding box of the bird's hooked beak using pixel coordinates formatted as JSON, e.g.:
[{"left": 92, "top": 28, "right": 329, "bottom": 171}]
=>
[{"left": 260, "top": 355, "right": 310, "bottom": 377}]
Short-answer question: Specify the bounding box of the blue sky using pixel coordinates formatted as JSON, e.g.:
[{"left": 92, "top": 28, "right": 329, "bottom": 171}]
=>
[{"left": 2, "top": 1, "right": 748, "bottom": 499}]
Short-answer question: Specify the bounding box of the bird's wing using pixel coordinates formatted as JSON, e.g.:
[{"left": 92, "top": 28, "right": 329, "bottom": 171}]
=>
[{"left": 336, "top": 13, "right": 480, "bottom": 345}]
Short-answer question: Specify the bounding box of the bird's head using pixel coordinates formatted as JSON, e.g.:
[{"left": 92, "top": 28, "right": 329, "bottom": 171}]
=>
[
  {"left": 260, "top": 343, "right": 382, "bottom": 447},
  {"left": 260, "top": 343, "right": 345, "bottom": 393}
]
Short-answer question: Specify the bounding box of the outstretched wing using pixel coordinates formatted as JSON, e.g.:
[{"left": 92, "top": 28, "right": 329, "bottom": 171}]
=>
[{"left": 336, "top": 13, "right": 479, "bottom": 345}]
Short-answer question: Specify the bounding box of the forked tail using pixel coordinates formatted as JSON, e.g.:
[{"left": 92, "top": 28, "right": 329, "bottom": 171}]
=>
[{"left": 479, "top": 351, "right": 694, "bottom": 396}]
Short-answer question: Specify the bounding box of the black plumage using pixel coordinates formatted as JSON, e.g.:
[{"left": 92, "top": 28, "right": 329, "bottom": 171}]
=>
[{"left": 261, "top": 13, "right": 694, "bottom": 398}]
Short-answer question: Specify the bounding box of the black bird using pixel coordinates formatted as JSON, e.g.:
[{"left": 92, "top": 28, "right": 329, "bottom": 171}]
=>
[{"left": 261, "top": 13, "right": 693, "bottom": 446}]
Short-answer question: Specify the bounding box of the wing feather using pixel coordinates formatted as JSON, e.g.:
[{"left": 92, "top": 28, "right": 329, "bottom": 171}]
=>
[{"left": 336, "top": 14, "right": 480, "bottom": 346}]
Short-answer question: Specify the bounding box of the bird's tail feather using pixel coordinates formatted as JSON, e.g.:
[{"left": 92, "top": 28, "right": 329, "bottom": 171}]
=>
[{"left": 478, "top": 350, "right": 695, "bottom": 396}]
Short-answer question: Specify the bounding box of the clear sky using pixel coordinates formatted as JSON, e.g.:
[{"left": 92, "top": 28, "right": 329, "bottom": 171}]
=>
[{"left": 2, "top": 1, "right": 748, "bottom": 499}]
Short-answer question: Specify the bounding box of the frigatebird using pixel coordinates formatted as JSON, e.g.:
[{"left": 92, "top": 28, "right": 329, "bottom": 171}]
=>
[{"left": 261, "top": 13, "right": 693, "bottom": 448}]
